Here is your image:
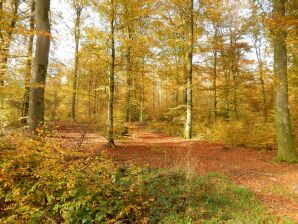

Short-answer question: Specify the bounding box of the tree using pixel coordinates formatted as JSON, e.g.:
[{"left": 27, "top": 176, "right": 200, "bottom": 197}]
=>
[
  {"left": 123, "top": 0, "right": 133, "bottom": 123},
  {"left": 107, "top": 0, "right": 116, "bottom": 147},
  {"left": 22, "top": 0, "right": 35, "bottom": 124},
  {"left": 184, "top": 0, "right": 194, "bottom": 139},
  {"left": 28, "top": 0, "right": 51, "bottom": 133},
  {"left": 203, "top": 0, "right": 224, "bottom": 122},
  {"left": 71, "top": 0, "right": 84, "bottom": 122},
  {"left": 272, "top": 0, "right": 297, "bottom": 162},
  {"left": 249, "top": 2, "right": 269, "bottom": 124}
]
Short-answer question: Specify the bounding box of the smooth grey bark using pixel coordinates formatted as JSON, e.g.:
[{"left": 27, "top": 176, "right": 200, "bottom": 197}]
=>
[
  {"left": 221, "top": 48, "right": 230, "bottom": 119},
  {"left": 107, "top": 0, "right": 116, "bottom": 148},
  {"left": 272, "top": 0, "right": 297, "bottom": 162},
  {"left": 71, "top": 3, "right": 83, "bottom": 122},
  {"left": 28, "top": 0, "right": 51, "bottom": 133},
  {"left": 22, "top": 0, "right": 35, "bottom": 124},
  {"left": 230, "top": 38, "right": 239, "bottom": 119},
  {"left": 140, "top": 60, "right": 145, "bottom": 122},
  {"left": 175, "top": 54, "right": 180, "bottom": 107},
  {"left": 183, "top": 55, "right": 188, "bottom": 105},
  {"left": 88, "top": 73, "right": 92, "bottom": 118},
  {"left": 254, "top": 43, "right": 267, "bottom": 123},
  {"left": 124, "top": 28, "right": 132, "bottom": 122},
  {"left": 212, "top": 26, "right": 218, "bottom": 122},
  {"left": 184, "top": 0, "right": 194, "bottom": 139}
]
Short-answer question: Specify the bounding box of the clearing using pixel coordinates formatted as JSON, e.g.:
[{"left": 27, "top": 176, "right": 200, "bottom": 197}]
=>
[{"left": 60, "top": 123, "right": 298, "bottom": 223}]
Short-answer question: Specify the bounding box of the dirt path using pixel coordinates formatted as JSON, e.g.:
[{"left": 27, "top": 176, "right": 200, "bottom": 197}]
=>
[{"left": 63, "top": 124, "right": 298, "bottom": 222}]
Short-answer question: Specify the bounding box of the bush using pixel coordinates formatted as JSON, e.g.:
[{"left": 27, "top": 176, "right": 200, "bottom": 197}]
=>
[
  {"left": 209, "top": 120, "right": 276, "bottom": 149},
  {"left": 147, "top": 121, "right": 184, "bottom": 137}
]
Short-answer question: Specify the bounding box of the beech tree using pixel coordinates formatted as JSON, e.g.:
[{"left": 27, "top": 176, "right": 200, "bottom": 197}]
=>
[
  {"left": 28, "top": 0, "right": 51, "bottom": 133},
  {"left": 184, "top": 0, "right": 194, "bottom": 139},
  {"left": 107, "top": 0, "right": 116, "bottom": 147},
  {"left": 22, "top": 0, "right": 35, "bottom": 124},
  {"left": 272, "top": 0, "right": 297, "bottom": 162},
  {"left": 71, "top": 0, "right": 85, "bottom": 122}
]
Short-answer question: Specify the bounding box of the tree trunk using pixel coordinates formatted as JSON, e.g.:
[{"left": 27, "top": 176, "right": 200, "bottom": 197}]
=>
[
  {"left": 184, "top": 0, "right": 194, "bottom": 140},
  {"left": 140, "top": 62, "right": 145, "bottom": 122},
  {"left": 71, "top": 4, "right": 82, "bottom": 122},
  {"left": 125, "top": 28, "right": 132, "bottom": 123},
  {"left": 176, "top": 62, "right": 179, "bottom": 107},
  {"left": 107, "top": 0, "right": 116, "bottom": 148},
  {"left": 273, "top": 0, "right": 297, "bottom": 162},
  {"left": 213, "top": 26, "right": 218, "bottom": 122},
  {"left": 183, "top": 55, "right": 188, "bottom": 105},
  {"left": 22, "top": 0, "right": 35, "bottom": 125},
  {"left": 88, "top": 73, "right": 92, "bottom": 118},
  {"left": 28, "top": 0, "right": 51, "bottom": 133},
  {"left": 255, "top": 46, "right": 267, "bottom": 123}
]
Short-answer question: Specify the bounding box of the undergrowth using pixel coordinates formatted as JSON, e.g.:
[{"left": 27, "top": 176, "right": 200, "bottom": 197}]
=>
[
  {"left": 0, "top": 133, "right": 287, "bottom": 223},
  {"left": 147, "top": 119, "right": 277, "bottom": 150}
]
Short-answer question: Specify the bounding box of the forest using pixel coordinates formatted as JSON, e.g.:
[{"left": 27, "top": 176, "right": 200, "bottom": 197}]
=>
[{"left": 0, "top": 0, "right": 298, "bottom": 223}]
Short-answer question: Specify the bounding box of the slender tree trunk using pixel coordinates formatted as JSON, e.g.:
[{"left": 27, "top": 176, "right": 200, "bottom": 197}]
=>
[
  {"left": 140, "top": 61, "right": 145, "bottom": 122},
  {"left": 213, "top": 27, "right": 218, "bottom": 122},
  {"left": 184, "top": 0, "right": 194, "bottom": 139},
  {"left": 273, "top": 0, "right": 297, "bottom": 162},
  {"left": 255, "top": 46, "right": 267, "bottom": 123},
  {"left": 213, "top": 50, "right": 218, "bottom": 122},
  {"left": 22, "top": 0, "right": 35, "bottom": 125},
  {"left": 107, "top": 0, "right": 116, "bottom": 148},
  {"left": 125, "top": 28, "right": 132, "bottom": 122},
  {"left": 224, "top": 70, "right": 230, "bottom": 119},
  {"left": 231, "top": 41, "right": 239, "bottom": 119},
  {"left": 232, "top": 73, "right": 237, "bottom": 117},
  {"left": 183, "top": 55, "right": 188, "bottom": 105},
  {"left": 152, "top": 82, "right": 155, "bottom": 110},
  {"left": 88, "top": 73, "right": 92, "bottom": 118},
  {"left": 176, "top": 64, "right": 179, "bottom": 107},
  {"left": 94, "top": 76, "right": 97, "bottom": 114},
  {"left": 71, "top": 4, "right": 82, "bottom": 122},
  {"left": 28, "top": 0, "right": 51, "bottom": 133},
  {"left": 140, "top": 83, "right": 144, "bottom": 122}
]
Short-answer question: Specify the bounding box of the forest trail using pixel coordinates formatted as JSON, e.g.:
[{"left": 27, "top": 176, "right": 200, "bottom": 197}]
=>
[{"left": 62, "top": 123, "right": 298, "bottom": 222}]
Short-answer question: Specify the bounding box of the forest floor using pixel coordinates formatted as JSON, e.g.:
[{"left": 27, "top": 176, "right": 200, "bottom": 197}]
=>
[{"left": 60, "top": 123, "right": 298, "bottom": 223}]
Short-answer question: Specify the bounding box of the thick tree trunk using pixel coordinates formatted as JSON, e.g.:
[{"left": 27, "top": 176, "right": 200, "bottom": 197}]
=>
[
  {"left": 107, "top": 0, "right": 116, "bottom": 148},
  {"left": 184, "top": 0, "right": 194, "bottom": 140},
  {"left": 22, "top": 0, "right": 35, "bottom": 125},
  {"left": 28, "top": 0, "right": 51, "bottom": 133},
  {"left": 273, "top": 0, "right": 297, "bottom": 162},
  {"left": 71, "top": 4, "right": 82, "bottom": 122}
]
